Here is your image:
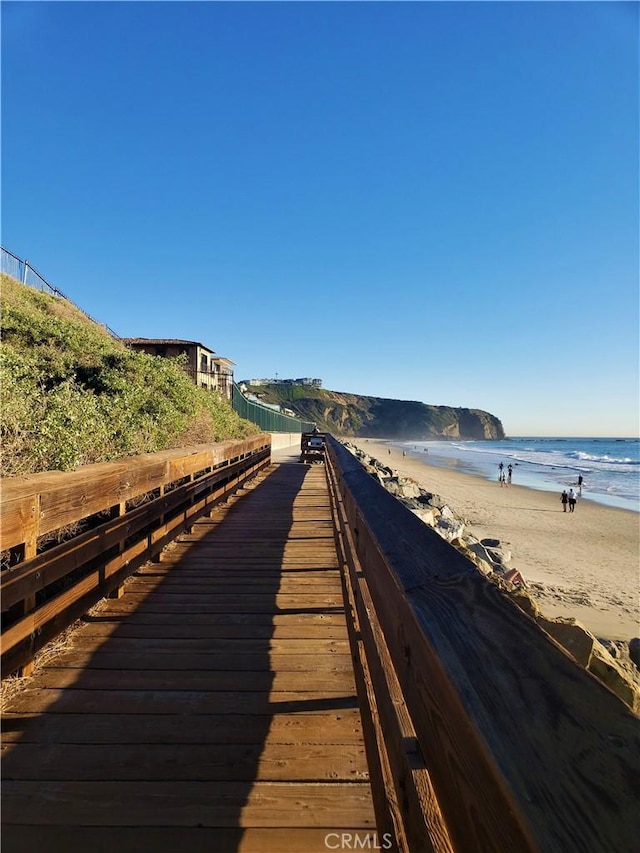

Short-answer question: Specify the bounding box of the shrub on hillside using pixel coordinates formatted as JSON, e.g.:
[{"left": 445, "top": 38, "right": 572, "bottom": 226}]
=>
[{"left": 0, "top": 275, "right": 259, "bottom": 476}]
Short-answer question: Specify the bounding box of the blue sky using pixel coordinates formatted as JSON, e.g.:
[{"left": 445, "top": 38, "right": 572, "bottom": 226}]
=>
[{"left": 2, "top": 1, "right": 638, "bottom": 436}]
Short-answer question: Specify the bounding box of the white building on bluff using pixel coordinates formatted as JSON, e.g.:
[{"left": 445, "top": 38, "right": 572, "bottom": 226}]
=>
[{"left": 247, "top": 378, "right": 322, "bottom": 387}]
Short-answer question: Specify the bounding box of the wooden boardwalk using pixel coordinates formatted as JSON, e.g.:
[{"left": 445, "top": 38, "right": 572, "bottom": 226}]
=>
[{"left": 2, "top": 457, "right": 375, "bottom": 852}]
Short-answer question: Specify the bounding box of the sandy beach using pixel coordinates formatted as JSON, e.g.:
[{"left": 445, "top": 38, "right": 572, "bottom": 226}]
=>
[{"left": 346, "top": 438, "right": 639, "bottom": 642}]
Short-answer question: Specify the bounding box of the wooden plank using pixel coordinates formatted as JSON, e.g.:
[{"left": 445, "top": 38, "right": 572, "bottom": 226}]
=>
[
  {"left": 15, "top": 667, "right": 356, "bottom": 693},
  {"left": 84, "top": 610, "right": 348, "bottom": 626},
  {"left": 154, "top": 560, "right": 341, "bottom": 569},
  {"left": 173, "top": 549, "right": 338, "bottom": 560},
  {"left": 1, "top": 780, "right": 375, "bottom": 827},
  {"left": 0, "top": 826, "right": 380, "bottom": 853},
  {"left": 37, "top": 464, "right": 168, "bottom": 535},
  {"left": 127, "top": 582, "right": 343, "bottom": 595},
  {"left": 1, "top": 742, "right": 369, "bottom": 781},
  {"left": 61, "top": 637, "right": 351, "bottom": 654},
  {"left": 0, "top": 495, "right": 38, "bottom": 552},
  {"left": 4, "top": 689, "right": 358, "bottom": 716},
  {"left": 98, "top": 596, "right": 345, "bottom": 615},
  {"left": 6, "top": 651, "right": 355, "bottom": 673},
  {"left": 75, "top": 622, "right": 349, "bottom": 640},
  {"left": 133, "top": 567, "right": 340, "bottom": 579},
  {"left": 1, "top": 711, "right": 366, "bottom": 745},
  {"left": 97, "top": 590, "right": 346, "bottom": 607},
  {"left": 111, "top": 593, "right": 344, "bottom": 606}
]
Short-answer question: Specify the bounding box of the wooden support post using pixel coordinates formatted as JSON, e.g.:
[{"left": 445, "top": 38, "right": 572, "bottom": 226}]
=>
[
  {"left": 185, "top": 474, "right": 195, "bottom": 533},
  {"left": 108, "top": 501, "right": 127, "bottom": 597},
  {"left": 151, "top": 486, "right": 166, "bottom": 562},
  {"left": 17, "top": 496, "right": 39, "bottom": 677}
]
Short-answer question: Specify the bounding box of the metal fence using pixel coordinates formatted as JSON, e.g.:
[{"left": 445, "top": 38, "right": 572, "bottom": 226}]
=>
[
  {"left": 232, "top": 384, "right": 315, "bottom": 433},
  {"left": 1, "top": 246, "right": 120, "bottom": 339}
]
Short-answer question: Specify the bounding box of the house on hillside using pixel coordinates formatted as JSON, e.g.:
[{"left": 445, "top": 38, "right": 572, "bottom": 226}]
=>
[{"left": 123, "top": 338, "right": 235, "bottom": 399}]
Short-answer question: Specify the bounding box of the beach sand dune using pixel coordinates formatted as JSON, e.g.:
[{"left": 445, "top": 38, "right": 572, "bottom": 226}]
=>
[{"left": 347, "top": 439, "right": 639, "bottom": 642}]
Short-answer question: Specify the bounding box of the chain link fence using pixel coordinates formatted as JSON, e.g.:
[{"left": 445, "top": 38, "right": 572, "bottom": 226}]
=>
[
  {"left": 232, "top": 384, "right": 315, "bottom": 433},
  {"left": 1, "top": 246, "right": 120, "bottom": 338}
]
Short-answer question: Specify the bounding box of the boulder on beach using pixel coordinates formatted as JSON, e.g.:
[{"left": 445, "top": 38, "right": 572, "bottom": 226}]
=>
[{"left": 435, "top": 515, "right": 465, "bottom": 543}]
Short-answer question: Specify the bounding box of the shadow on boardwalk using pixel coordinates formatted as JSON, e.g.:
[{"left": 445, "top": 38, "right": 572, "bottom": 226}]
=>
[{"left": 2, "top": 459, "right": 374, "bottom": 852}]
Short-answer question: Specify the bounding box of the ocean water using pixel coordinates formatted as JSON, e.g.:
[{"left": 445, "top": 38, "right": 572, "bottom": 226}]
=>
[{"left": 395, "top": 437, "right": 639, "bottom": 512}]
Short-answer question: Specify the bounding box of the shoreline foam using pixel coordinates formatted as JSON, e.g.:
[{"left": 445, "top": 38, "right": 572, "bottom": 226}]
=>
[{"left": 346, "top": 437, "right": 639, "bottom": 642}]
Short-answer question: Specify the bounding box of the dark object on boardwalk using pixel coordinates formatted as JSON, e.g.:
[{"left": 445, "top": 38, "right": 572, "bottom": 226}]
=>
[{"left": 300, "top": 431, "right": 326, "bottom": 464}]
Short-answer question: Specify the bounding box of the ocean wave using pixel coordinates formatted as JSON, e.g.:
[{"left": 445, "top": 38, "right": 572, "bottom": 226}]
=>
[
  {"left": 447, "top": 443, "right": 638, "bottom": 469},
  {"left": 434, "top": 444, "right": 596, "bottom": 472},
  {"left": 404, "top": 438, "right": 639, "bottom": 509},
  {"left": 567, "top": 451, "right": 638, "bottom": 465}
]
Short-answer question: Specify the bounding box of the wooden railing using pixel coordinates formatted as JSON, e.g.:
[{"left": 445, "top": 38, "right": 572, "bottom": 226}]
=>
[
  {"left": 324, "top": 436, "right": 640, "bottom": 853},
  {"left": 0, "top": 435, "right": 271, "bottom": 678}
]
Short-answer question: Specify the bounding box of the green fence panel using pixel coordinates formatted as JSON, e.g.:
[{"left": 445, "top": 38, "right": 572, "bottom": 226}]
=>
[{"left": 232, "top": 385, "right": 316, "bottom": 433}]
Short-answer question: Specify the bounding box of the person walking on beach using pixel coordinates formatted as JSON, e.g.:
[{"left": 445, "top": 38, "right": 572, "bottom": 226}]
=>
[
  {"left": 498, "top": 462, "right": 504, "bottom": 481},
  {"left": 577, "top": 474, "right": 583, "bottom": 495},
  {"left": 561, "top": 490, "right": 568, "bottom": 512},
  {"left": 568, "top": 488, "right": 577, "bottom": 513},
  {"left": 507, "top": 464, "right": 513, "bottom": 484}
]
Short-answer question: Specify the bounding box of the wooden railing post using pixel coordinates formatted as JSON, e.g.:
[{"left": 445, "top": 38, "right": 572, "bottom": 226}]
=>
[
  {"left": 16, "top": 495, "right": 40, "bottom": 676},
  {"left": 151, "top": 486, "right": 166, "bottom": 563},
  {"left": 108, "top": 500, "right": 128, "bottom": 597}
]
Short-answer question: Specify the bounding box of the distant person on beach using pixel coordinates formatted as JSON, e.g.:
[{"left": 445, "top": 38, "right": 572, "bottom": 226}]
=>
[
  {"left": 561, "top": 490, "right": 568, "bottom": 512},
  {"left": 568, "top": 489, "right": 577, "bottom": 513},
  {"left": 578, "top": 474, "right": 583, "bottom": 494},
  {"left": 507, "top": 464, "right": 513, "bottom": 484},
  {"left": 498, "top": 462, "right": 504, "bottom": 480}
]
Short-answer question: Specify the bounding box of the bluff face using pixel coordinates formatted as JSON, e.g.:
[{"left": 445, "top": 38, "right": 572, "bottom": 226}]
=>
[{"left": 252, "top": 386, "right": 505, "bottom": 440}]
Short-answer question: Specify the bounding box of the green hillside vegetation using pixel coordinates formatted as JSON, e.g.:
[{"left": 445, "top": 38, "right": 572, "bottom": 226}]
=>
[
  {"left": 250, "top": 384, "right": 505, "bottom": 440},
  {"left": 0, "top": 275, "right": 259, "bottom": 477}
]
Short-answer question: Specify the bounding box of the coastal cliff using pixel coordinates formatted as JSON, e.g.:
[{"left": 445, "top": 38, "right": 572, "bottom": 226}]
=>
[{"left": 249, "top": 385, "right": 505, "bottom": 440}]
